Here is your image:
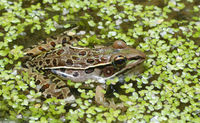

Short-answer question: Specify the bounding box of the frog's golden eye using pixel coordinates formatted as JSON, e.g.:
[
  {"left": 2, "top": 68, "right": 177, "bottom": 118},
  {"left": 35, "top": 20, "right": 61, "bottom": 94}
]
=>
[{"left": 113, "top": 55, "right": 127, "bottom": 68}]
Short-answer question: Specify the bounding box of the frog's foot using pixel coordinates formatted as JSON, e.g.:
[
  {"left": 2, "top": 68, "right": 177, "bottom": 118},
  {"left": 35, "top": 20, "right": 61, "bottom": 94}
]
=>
[
  {"left": 95, "top": 85, "right": 109, "bottom": 107},
  {"left": 108, "top": 99, "right": 125, "bottom": 109},
  {"left": 95, "top": 85, "right": 125, "bottom": 109},
  {"left": 24, "top": 28, "right": 80, "bottom": 57}
]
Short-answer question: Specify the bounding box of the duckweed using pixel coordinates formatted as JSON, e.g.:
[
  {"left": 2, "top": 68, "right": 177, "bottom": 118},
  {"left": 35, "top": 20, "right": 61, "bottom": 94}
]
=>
[{"left": 0, "top": 0, "right": 200, "bottom": 122}]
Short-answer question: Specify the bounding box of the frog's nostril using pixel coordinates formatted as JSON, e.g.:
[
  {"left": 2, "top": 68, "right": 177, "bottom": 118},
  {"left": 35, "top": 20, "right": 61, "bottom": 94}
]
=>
[
  {"left": 140, "top": 52, "right": 146, "bottom": 59},
  {"left": 136, "top": 50, "right": 146, "bottom": 59}
]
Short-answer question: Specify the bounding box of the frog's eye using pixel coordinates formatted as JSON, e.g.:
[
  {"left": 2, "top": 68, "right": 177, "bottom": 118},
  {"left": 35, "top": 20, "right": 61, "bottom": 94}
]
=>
[
  {"left": 113, "top": 55, "right": 127, "bottom": 68},
  {"left": 113, "top": 40, "right": 127, "bottom": 49}
]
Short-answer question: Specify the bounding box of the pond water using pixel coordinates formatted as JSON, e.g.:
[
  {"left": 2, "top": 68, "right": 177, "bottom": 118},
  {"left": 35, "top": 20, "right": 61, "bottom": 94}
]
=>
[{"left": 0, "top": 0, "right": 200, "bottom": 122}]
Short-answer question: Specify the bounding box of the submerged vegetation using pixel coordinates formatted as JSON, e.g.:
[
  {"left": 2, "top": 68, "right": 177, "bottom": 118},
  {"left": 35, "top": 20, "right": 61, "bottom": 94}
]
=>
[{"left": 0, "top": 0, "right": 200, "bottom": 122}]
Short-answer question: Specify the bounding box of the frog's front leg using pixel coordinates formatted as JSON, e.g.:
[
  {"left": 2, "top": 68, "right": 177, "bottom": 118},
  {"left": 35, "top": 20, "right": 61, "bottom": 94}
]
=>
[
  {"left": 95, "top": 85, "right": 109, "bottom": 107},
  {"left": 95, "top": 85, "right": 125, "bottom": 109}
]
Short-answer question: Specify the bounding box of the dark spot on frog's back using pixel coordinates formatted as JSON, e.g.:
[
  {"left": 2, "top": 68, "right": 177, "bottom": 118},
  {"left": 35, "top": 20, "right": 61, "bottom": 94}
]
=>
[
  {"left": 56, "top": 49, "right": 64, "bottom": 55},
  {"left": 87, "top": 59, "right": 95, "bottom": 64},
  {"left": 38, "top": 46, "right": 46, "bottom": 51},
  {"left": 50, "top": 41, "right": 56, "bottom": 47},
  {"left": 40, "top": 84, "right": 50, "bottom": 92},
  {"left": 45, "top": 59, "right": 50, "bottom": 64},
  {"left": 73, "top": 72, "right": 79, "bottom": 77},
  {"left": 39, "top": 61, "right": 43, "bottom": 65},
  {"left": 78, "top": 50, "right": 86, "bottom": 56},
  {"left": 85, "top": 68, "right": 94, "bottom": 74},
  {"left": 66, "top": 59, "right": 73, "bottom": 66},
  {"left": 62, "top": 37, "right": 67, "bottom": 44},
  {"left": 52, "top": 59, "right": 57, "bottom": 66}
]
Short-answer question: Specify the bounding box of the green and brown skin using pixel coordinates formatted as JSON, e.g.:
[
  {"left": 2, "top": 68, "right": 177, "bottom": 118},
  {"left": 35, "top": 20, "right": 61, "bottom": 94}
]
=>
[{"left": 22, "top": 31, "right": 146, "bottom": 106}]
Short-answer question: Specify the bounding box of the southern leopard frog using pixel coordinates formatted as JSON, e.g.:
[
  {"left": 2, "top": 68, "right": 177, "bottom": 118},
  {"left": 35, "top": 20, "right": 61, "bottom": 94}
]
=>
[{"left": 22, "top": 30, "right": 146, "bottom": 106}]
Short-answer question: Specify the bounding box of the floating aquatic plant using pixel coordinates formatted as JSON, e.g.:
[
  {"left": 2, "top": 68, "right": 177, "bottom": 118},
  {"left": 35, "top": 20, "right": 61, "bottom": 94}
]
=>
[{"left": 0, "top": 0, "right": 199, "bottom": 122}]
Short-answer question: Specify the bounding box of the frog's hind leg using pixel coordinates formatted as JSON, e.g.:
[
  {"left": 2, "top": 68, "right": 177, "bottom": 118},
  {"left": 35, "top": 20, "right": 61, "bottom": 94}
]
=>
[
  {"left": 24, "top": 28, "right": 80, "bottom": 57},
  {"left": 26, "top": 69, "right": 75, "bottom": 103}
]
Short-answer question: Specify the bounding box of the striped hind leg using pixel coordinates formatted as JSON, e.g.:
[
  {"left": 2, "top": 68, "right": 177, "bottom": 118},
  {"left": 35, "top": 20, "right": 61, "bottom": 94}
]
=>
[{"left": 23, "top": 68, "right": 75, "bottom": 103}]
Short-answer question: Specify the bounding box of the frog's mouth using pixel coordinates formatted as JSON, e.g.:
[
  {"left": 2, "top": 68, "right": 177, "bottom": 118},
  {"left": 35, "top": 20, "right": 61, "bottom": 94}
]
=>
[
  {"left": 122, "top": 56, "right": 145, "bottom": 71},
  {"left": 127, "top": 56, "right": 146, "bottom": 67}
]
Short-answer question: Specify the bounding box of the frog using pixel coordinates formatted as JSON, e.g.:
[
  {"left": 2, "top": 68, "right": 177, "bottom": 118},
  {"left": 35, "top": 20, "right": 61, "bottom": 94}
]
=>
[{"left": 21, "top": 30, "right": 146, "bottom": 107}]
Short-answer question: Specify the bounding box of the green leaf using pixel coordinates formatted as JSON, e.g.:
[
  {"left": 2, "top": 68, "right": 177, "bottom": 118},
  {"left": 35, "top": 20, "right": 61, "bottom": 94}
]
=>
[
  {"left": 64, "top": 24, "right": 71, "bottom": 28},
  {"left": 88, "top": 20, "right": 96, "bottom": 27}
]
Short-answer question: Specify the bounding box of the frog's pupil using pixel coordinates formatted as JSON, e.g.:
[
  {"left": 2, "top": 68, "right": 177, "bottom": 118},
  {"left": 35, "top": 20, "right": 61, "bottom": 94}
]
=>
[
  {"left": 113, "top": 55, "right": 126, "bottom": 67},
  {"left": 115, "top": 59, "right": 125, "bottom": 64}
]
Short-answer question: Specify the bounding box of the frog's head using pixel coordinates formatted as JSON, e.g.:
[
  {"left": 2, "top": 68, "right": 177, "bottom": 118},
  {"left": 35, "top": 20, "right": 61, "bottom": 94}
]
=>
[
  {"left": 111, "top": 40, "right": 146, "bottom": 70},
  {"left": 101, "top": 40, "right": 146, "bottom": 80}
]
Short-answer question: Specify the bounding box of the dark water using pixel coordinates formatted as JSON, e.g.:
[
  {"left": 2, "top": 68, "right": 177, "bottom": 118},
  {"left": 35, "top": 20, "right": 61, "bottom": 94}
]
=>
[{"left": 1, "top": 0, "right": 200, "bottom": 122}]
